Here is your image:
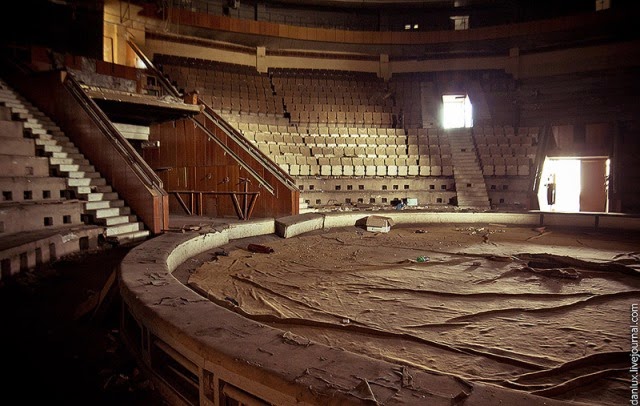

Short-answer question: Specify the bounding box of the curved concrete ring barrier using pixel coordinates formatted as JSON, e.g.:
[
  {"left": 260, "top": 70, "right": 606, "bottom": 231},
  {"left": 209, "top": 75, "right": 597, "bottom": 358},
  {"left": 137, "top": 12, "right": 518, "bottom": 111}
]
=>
[{"left": 119, "top": 212, "right": 638, "bottom": 405}]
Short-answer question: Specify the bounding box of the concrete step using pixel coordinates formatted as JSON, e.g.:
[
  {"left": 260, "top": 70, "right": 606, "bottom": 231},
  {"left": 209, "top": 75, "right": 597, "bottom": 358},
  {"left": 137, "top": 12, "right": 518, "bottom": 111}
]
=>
[
  {"left": 105, "top": 221, "right": 144, "bottom": 237},
  {"left": 56, "top": 163, "right": 96, "bottom": 173},
  {"left": 50, "top": 151, "right": 85, "bottom": 160},
  {"left": 67, "top": 170, "right": 101, "bottom": 179},
  {"left": 86, "top": 206, "right": 130, "bottom": 219},
  {"left": 84, "top": 199, "right": 125, "bottom": 210},
  {"left": 35, "top": 139, "right": 75, "bottom": 148},
  {"left": 13, "top": 111, "right": 35, "bottom": 120},
  {"left": 67, "top": 177, "right": 107, "bottom": 187},
  {"left": 23, "top": 123, "right": 44, "bottom": 131},
  {"left": 26, "top": 127, "right": 48, "bottom": 136},
  {"left": 96, "top": 214, "right": 137, "bottom": 226},
  {"left": 72, "top": 185, "right": 113, "bottom": 194},
  {"left": 0, "top": 101, "right": 23, "bottom": 109},
  {"left": 80, "top": 191, "right": 119, "bottom": 201},
  {"left": 37, "top": 132, "right": 69, "bottom": 142},
  {"left": 49, "top": 157, "right": 90, "bottom": 166},
  {"left": 106, "top": 229, "right": 150, "bottom": 245},
  {"left": 41, "top": 144, "right": 80, "bottom": 154}
]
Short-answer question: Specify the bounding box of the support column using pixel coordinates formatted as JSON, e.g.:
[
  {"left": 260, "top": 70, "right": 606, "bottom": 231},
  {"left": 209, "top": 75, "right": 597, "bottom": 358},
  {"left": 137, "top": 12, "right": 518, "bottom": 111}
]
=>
[
  {"left": 506, "top": 47, "right": 520, "bottom": 80},
  {"left": 379, "top": 54, "right": 390, "bottom": 81},
  {"left": 256, "top": 47, "right": 267, "bottom": 73}
]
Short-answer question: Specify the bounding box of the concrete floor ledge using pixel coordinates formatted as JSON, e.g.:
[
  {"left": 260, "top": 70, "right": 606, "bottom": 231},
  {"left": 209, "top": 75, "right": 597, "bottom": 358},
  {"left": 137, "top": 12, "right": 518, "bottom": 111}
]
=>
[
  {"left": 275, "top": 213, "right": 324, "bottom": 238},
  {"left": 275, "top": 211, "right": 640, "bottom": 239},
  {"left": 118, "top": 217, "right": 604, "bottom": 406}
]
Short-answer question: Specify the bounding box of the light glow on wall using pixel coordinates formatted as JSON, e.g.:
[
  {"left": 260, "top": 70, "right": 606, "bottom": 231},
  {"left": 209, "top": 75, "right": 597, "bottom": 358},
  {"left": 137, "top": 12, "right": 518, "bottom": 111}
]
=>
[
  {"left": 442, "top": 94, "right": 473, "bottom": 129},
  {"left": 538, "top": 158, "right": 581, "bottom": 212}
]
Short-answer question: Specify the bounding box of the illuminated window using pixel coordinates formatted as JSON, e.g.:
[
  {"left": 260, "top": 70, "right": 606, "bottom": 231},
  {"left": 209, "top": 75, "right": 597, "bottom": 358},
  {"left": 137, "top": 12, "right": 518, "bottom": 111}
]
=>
[
  {"left": 595, "top": 0, "right": 610, "bottom": 10},
  {"left": 442, "top": 94, "right": 473, "bottom": 129}
]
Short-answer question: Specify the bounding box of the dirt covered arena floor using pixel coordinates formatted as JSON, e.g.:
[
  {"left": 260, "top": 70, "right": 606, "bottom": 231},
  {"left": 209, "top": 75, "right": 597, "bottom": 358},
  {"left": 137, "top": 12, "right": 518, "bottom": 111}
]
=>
[{"left": 173, "top": 222, "right": 640, "bottom": 406}]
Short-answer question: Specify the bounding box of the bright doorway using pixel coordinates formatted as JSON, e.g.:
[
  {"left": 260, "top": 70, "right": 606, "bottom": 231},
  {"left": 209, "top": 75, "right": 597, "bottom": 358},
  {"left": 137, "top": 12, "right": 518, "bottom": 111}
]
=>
[
  {"left": 442, "top": 94, "right": 473, "bottom": 129},
  {"left": 538, "top": 157, "right": 609, "bottom": 212}
]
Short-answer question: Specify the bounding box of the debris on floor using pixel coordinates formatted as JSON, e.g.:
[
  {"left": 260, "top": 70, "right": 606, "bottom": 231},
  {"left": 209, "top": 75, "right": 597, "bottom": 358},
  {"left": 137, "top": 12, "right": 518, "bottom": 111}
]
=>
[
  {"left": 365, "top": 215, "right": 395, "bottom": 233},
  {"left": 247, "top": 243, "right": 275, "bottom": 253}
]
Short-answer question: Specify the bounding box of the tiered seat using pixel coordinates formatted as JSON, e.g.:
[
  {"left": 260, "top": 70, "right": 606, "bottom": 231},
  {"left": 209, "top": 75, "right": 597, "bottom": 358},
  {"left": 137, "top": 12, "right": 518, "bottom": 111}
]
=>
[
  {"left": 473, "top": 125, "right": 539, "bottom": 176},
  {"left": 387, "top": 74, "right": 423, "bottom": 129},
  {"left": 408, "top": 128, "right": 453, "bottom": 177},
  {"left": 157, "top": 55, "right": 283, "bottom": 116},
  {"left": 156, "top": 61, "right": 456, "bottom": 207},
  {"left": 271, "top": 68, "right": 397, "bottom": 128}
]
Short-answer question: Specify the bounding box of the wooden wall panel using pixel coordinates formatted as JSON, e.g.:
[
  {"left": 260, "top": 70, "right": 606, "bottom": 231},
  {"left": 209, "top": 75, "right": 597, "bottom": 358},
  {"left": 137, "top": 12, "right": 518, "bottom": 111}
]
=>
[
  {"left": 176, "top": 123, "right": 188, "bottom": 167},
  {"left": 209, "top": 15, "right": 222, "bottom": 29},
  {"left": 148, "top": 115, "right": 298, "bottom": 219},
  {"left": 278, "top": 24, "right": 289, "bottom": 38},
  {"left": 220, "top": 16, "right": 231, "bottom": 31}
]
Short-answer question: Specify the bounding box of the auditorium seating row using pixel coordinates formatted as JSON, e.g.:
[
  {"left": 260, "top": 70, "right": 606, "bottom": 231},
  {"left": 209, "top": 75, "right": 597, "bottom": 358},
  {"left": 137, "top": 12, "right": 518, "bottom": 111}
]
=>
[
  {"left": 245, "top": 135, "right": 453, "bottom": 158},
  {"left": 174, "top": 76, "right": 272, "bottom": 91},
  {"left": 157, "top": 54, "right": 262, "bottom": 75},
  {"left": 475, "top": 136, "right": 535, "bottom": 146},
  {"left": 247, "top": 132, "right": 410, "bottom": 145},
  {"left": 255, "top": 144, "right": 450, "bottom": 160},
  {"left": 275, "top": 163, "right": 452, "bottom": 177},
  {"left": 476, "top": 145, "right": 537, "bottom": 158},
  {"left": 472, "top": 126, "right": 540, "bottom": 176},
  {"left": 285, "top": 102, "right": 393, "bottom": 113},
  {"left": 236, "top": 123, "right": 452, "bottom": 149},
  {"left": 196, "top": 86, "right": 274, "bottom": 99},
  {"left": 158, "top": 56, "right": 283, "bottom": 116},
  {"left": 227, "top": 111, "right": 455, "bottom": 181},
  {"left": 159, "top": 55, "right": 425, "bottom": 129},
  {"left": 475, "top": 125, "right": 539, "bottom": 136},
  {"left": 386, "top": 76, "right": 424, "bottom": 129},
  {"left": 270, "top": 67, "right": 421, "bottom": 128},
  {"left": 233, "top": 122, "right": 409, "bottom": 136},
  {"left": 289, "top": 110, "right": 395, "bottom": 126},
  {"left": 270, "top": 70, "right": 383, "bottom": 88},
  {"left": 204, "top": 95, "right": 284, "bottom": 116},
  {"left": 482, "top": 157, "right": 532, "bottom": 176}
]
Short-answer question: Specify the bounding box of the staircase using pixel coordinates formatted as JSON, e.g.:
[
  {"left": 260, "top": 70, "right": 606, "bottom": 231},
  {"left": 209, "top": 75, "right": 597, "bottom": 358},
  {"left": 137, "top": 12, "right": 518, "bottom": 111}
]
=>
[
  {"left": 0, "top": 80, "right": 150, "bottom": 245},
  {"left": 446, "top": 128, "right": 491, "bottom": 210}
]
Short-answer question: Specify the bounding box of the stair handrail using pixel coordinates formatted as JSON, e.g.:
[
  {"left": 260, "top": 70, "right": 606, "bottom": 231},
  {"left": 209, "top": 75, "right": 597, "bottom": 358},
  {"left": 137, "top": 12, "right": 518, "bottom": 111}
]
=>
[
  {"left": 127, "top": 39, "right": 181, "bottom": 98},
  {"left": 127, "top": 39, "right": 299, "bottom": 193},
  {"left": 199, "top": 102, "right": 298, "bottom": 191},
  {"left": 63, "top": 72, "right": 165, "bottom": 191}
]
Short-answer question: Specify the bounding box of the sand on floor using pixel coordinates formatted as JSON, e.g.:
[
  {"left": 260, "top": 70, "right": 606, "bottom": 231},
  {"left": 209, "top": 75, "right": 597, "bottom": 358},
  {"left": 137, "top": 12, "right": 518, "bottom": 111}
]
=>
[{"left": 184, "top": 223, "right": 640, "bottom": 406}]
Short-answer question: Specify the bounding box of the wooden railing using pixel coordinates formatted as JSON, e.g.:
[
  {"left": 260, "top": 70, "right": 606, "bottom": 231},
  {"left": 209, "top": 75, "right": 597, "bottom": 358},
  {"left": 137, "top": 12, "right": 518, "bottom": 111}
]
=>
[{"left": 139, "top": 3, "right": 625, "bottom": 47}]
